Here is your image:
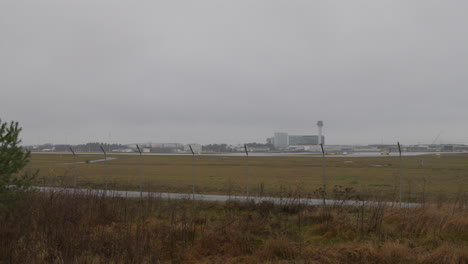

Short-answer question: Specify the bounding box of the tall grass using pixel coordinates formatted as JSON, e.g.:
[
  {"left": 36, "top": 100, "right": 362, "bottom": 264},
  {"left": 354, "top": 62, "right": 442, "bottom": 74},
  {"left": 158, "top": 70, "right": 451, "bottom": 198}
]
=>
[{"left": 1, "top": 190, "right": 467, "bottom": 263}]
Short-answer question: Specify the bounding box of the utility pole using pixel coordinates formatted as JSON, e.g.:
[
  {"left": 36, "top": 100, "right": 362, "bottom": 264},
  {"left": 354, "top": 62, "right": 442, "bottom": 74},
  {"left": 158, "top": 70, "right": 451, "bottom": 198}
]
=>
[
  {"left": 69, "top": 147, "right": 77, "bottom": 188},
  {"left": 99, "top": 145, "right": 108, "bottom": 191},
  {"left": 136, "top": 145, "right": 143, "bottom": 198},
  {"left": 244, "top": 144, "right": 250, "bottom": 198}
]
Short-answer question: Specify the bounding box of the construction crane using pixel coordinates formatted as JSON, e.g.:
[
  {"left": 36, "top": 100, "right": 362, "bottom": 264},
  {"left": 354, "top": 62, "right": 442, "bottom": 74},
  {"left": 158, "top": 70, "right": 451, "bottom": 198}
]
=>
[{"left": 432, "top": 131, "right": 443, "bottom": 145}]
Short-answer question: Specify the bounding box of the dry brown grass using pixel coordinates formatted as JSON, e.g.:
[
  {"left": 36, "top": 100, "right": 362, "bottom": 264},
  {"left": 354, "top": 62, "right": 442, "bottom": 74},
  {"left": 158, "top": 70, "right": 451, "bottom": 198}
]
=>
[{"left": 0, "top": 191, "right": 467, "bottom": 263}]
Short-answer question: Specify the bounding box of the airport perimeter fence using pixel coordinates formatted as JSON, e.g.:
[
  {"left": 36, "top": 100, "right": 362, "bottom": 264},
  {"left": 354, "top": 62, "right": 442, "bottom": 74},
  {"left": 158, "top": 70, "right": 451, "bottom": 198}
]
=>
[{"left": 28, "top": 147, "right": 468, "bottom": 204}]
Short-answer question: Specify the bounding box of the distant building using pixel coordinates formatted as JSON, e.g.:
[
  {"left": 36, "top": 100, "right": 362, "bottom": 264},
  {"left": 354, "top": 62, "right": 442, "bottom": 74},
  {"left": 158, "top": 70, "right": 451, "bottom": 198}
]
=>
[
  {"left": 151, "top": 143, "right": 184, "bottom": 149},
  {"left": 288, "top": 135, "right": 325, "bottom": 146},
  {"left": 289, "top": 135, "right": 318, "bottom": 145},
  {"left": 112, "top": 148, "right": 134, "bottom": 153},
  {"left": 441, "top": 145, "right": 454, "bottom": 152},
  {"left": 248, "top": 146, "right": 271, "bottom": 152},
  {"left": 405, "top": 145, "right": 429, "bottom": 152},
  {"left": 266, "top": 137, "right": 274, "bottom": 145},
  {"left": 149, "top": 143, "right": 184, "bottom": 153},
  {"left": 454, "top": 145, "right": 468, "bottom": 152},
  {"left": 270, "top": 129, "right": 325, "bottom": 149},
  {"left": 142, "top": 148, "right": 151, "bottom": 153},
  {"left": 274, "top": 132, "right": 289, "bottom": 149}
]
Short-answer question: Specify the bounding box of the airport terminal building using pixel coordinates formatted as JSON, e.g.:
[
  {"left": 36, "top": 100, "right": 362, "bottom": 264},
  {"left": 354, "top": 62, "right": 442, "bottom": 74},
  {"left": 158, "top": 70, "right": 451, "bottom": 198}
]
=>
[
  {"left": 271, "top": 133, "right": 325, "bottom": 150},
  {"left": 273, "top": 132, "right": 289, "bottom": 149},
  {"left": 289, "top": 135, "right": 324, "bottom": 145}
]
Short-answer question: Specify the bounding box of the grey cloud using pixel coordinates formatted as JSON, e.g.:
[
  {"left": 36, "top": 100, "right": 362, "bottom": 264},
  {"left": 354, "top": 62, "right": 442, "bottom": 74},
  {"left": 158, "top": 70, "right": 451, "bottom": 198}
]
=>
[{"left": 1, "top": 0, "right": 467, "bottom": 145}]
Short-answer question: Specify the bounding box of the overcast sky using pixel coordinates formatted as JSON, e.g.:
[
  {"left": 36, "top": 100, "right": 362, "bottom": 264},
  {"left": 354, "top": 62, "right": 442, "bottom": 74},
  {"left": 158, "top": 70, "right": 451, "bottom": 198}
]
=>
[{"left": 1, "top": 1, "right": 467, "bottom": 145}]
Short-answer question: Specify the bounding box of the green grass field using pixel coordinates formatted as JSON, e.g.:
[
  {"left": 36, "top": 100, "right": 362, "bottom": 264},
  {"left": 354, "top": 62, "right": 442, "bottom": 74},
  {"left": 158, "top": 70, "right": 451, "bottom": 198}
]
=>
[{"left": 30, "top": 153, "right": 468, "bottom": 202}]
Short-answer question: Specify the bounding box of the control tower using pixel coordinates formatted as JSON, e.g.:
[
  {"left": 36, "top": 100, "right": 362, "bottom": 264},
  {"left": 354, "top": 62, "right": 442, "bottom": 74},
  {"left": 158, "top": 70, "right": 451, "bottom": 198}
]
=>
[{"left": 317, "top": 120, "right": 324, "bottom": 144}]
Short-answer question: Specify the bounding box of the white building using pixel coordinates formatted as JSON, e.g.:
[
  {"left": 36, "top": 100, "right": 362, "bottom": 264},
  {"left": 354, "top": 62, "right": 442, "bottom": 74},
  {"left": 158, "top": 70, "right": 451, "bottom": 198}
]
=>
[
  {"left": 274, "top": 132, "right": 289, "bottom": 149},
  {"left": 142, "top": 148, "right": 151, "bottom": 153}
]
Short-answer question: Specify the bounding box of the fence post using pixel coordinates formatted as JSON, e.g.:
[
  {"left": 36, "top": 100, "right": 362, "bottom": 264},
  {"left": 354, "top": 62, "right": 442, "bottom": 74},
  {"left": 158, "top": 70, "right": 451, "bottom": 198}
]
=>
[
  {"left": 397, "top": 142, "right": 403, "bottom": 204},
  {"left": 99, "top": 145, "right": 108, "bottom": 192},
  {"left": 69, "top": 147, "right": 77, "bottom": 188},
  {"left": 136, "top": 145, "right": 143, "bottom": 198},
  {"left": 189, "top": 145, "right": 195, "bottom": 198},
  {"left": 320, "top": 143, "right": 326, "bottom": 205},
  {"left": 244, "top": 144, "right": 249, "bottom": 198}
]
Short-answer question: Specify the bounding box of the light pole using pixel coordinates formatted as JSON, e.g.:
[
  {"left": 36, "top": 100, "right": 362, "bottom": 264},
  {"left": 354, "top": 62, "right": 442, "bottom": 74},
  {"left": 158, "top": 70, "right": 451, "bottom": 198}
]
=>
[{"left": 136, "top": 144, "right": 143, "bottom": 198}]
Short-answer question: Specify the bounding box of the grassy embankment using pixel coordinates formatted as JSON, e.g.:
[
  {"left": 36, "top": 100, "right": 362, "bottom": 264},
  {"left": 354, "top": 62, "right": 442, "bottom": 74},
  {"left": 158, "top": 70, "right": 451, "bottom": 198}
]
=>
[
  {"left": 30, "top": 153, "right": 467, "bottom": 202},
  {"left": 1, "top": 191, "right": 467, "bottom": 263}
]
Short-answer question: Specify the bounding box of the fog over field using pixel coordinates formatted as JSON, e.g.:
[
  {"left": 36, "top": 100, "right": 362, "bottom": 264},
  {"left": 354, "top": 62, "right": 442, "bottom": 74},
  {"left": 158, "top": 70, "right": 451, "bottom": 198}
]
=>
[{"left": 1, "top": 1, "right": 467, "bottom": 145}]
